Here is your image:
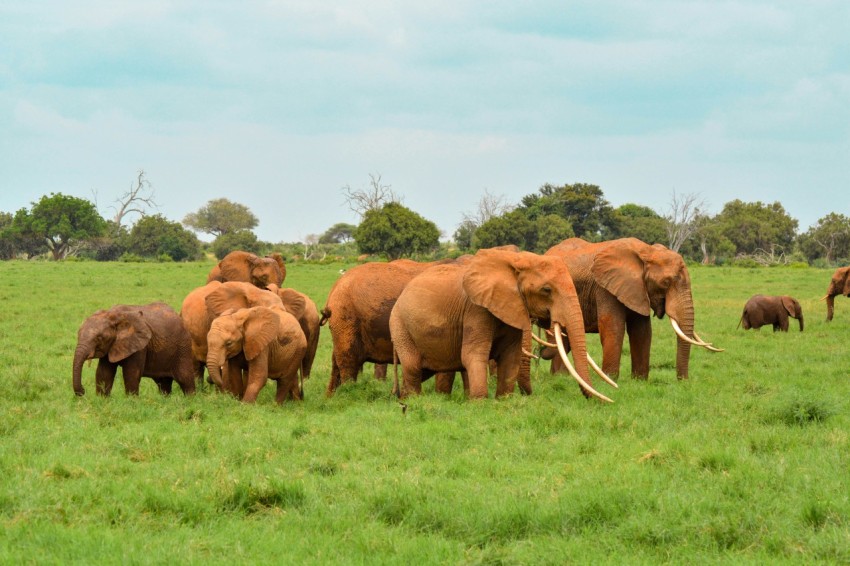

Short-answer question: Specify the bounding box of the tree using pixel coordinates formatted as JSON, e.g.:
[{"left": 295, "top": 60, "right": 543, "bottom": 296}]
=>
[
  {"left": 473, "top": 210, "right": 534, "bottom": 250},
  {"left": 518, "top": 183, "right": 617, "bottom": 240},
  {"left": 342, "top": 173, "right": 400, "bottom": 219},
  {"left": 613, "top": 203, "right": 667, "bottom": 244},
  {"left": 663, "top": 191, "right": 706, "bottom": 252},
  {"left": 0, "top": 211, "right": 15, "bottom": 259},
  {"left": 353, "top": 202, "right": 439, "bottom": 259},
  {"left": 798, "top": 213, "right": 850, "bottom": 265},
  {"left": 109, "top": 170, "right": 159, "bottom": 230},
  {"left": 455, "top": 189, "right": 515, "bottom": 253},
  {"left": 183, "top": 198, "right": 258, "bottom": 237},
  {"left": 26, "top": 193, "right": 106, "bottom": 260},
  {"left": 319, "top": 222, "right": 357, "bottom": 244},
  {"left": 533, "top": 214, "right": 575, "bottom": 252},
  {"left": 126, "top": 214, "right": 201, "bottom": 261},
  {"left": 211, "top": 230, "right": 260, "bottom": 259},
  {"left": 715, "top": 200, "right": 798, "bottom": 256}
]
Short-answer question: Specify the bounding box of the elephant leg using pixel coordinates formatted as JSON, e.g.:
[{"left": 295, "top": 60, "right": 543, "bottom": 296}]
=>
[
  {"left": 779, "top": 314, "right": 789, "bottom": 332},
  {"left": 374, "top": 364, "right": 388, "bottom": 381},
  {"left": 154, "top": 378, "right": 174, "bottom": 395},
  {"left": 326, "top": 355, "right": 342, "bottom": 396},
  {"left": 242, "top": 353, "right": 270, "bottom": 403},
  {"left": 626, "top": 314, "right": 651, "bottom": 379},
  {"left": 434, "top": 372, "right": 455, "bottom": 394},
  {"left": 495, "top": 349, "right": 521, "bottom": 397},
  {"left": 598, "top": 309, "right": 626, "bottom": 379},
  {"left": 461, "top": 346, "right": 492, "bottom": 399},
  {"left": 95, "top": 360, "right": 117, "bottom": 396},
  {"left": 226, "top": 360, "right": 245, "bottom": 399},
  {"left": 121, "top": 353, "right": 145, "bottom": 395}
]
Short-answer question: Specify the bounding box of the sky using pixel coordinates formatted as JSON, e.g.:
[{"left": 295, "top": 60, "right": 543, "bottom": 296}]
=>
[{"left": 1, "top": 1, "right": 848, "bottom": 243}]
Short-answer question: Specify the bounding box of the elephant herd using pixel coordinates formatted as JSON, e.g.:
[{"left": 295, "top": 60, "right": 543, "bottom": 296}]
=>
[
  {"left": 73, "top": 250, "right": 319, "bottom": 402},
  {"left": 72, "top": 242, "right": 850, "bottom": 405}
]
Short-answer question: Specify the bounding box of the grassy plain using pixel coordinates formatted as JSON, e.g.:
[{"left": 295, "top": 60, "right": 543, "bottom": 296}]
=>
[{"left": 0, "top": 260, "right": 848, "bottom": 564}]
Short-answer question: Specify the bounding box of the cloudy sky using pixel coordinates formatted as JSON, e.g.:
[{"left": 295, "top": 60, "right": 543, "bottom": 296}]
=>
[{"left": 1, "top": 1, "right": 848, "bottom": 242}]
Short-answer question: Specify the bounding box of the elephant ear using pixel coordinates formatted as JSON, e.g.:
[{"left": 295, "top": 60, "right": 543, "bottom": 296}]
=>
[
  {"left": 278, "top": 288, "right": 306, "bottom": 320},
  {"left": 243, "top": 307, "right": 280, "bottom": 360},
  {"left": 843, "top": 268, "right": 850, "bottom": 295},
  {"left": 591, "top": 246, "right": 651, "bottom": 316},
  {"left": 220, "top": 253, "right": 254, "bottom": 282},
  {"left": 108, "top": 311, "right": 152, "bottom": 363},
  {"left": 462, "top": 249, "right": 531, "bottom": 331},
  {"left": 781, "top": 296, "right": 797, "bottom": 317},
  {"left": 206, "top": 284, "right": 251, "bottom": 316}
]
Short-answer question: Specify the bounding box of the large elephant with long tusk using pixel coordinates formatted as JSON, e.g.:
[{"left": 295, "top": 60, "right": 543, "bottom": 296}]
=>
[
  {"left": 390, "top": 248, "right": 615, "bottom": 402},
  {"left": 543, "top": 237, "right": 721, "bottom": 381}
]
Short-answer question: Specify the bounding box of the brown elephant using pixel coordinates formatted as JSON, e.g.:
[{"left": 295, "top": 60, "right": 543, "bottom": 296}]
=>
[
  {"left": 390, "top": 248, "right": 612, "bottom": 401},
  {"left": 320, "top": 258, "right": 453, "bottom": 396},
  {"left": 266, "top": 284, "right": 321, "bottom": 380},
  {"left": 544, "top": 237, "right": 720, "bottom": 381},
  {"left": 206, "top": 306, "right": 307, "bottom": 404},
  {"left": 824, "top": 266, "right": 850, "bottom": 321},
  {"left": 739, "top": 294, "right": 803, "bottom": 332},
  {"left": 72, "top": 303, "right": 195, "bottom": 396},
  {"left": 180, "top": 281, "right": 288, "bottom": 388},
  {"left": 207, "top": 250, "right": 286, "bottom": 288}
]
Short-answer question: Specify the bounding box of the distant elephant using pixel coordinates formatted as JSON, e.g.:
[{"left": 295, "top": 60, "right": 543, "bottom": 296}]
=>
[
  {"left": 207, "top": 250, "right": 286, "bottom": 288},
  {"left": 180, "top": 281, "right": 286, "bottom": 388},
  {"left": 320, "top": 258, "right": 453, "bottom": 396},
  {"left": 739, "top": 294, "right": 803, "bottom": 332},
  {"left": 390, "top": 248, "right": 612, "bottom": 401},
  {"left": 206, "top": 306, "right": 307, "bottom": 404},
  {"left": 72, "top": 303, "right": 195, "bottom": 396},
  {"left": 266, "top": 284, "right": 321, "bottom": 380},
  {"left": 824, "top": 266, "right": 850, "bottom": 321},
  {"left": 544, "top": 237, "right": 720, "bottom": 381}
]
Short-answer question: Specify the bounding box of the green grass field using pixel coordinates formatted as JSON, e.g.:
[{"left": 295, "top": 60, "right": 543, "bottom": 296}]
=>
[{"left": 1, "top": 260, "right": 848, "bottom": 564}]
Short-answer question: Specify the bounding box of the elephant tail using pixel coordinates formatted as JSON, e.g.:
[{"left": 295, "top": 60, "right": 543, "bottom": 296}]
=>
[
  {"left": 319, "top": 307, "right": 331, "bottom": 326},
  {"left": 392, "top": 348, "right": 407, "bottom": 414},
  {"left": 737, "top": 309, "right": 746, "bottom": 330}
]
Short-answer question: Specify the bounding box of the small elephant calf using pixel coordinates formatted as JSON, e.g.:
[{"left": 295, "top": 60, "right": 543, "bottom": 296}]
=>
[
  {"left": 739, "top": 294, "right": 803, "bottom": 332},
  {"left": 72, "top": 302, "right": 196, "bottom": 396}
]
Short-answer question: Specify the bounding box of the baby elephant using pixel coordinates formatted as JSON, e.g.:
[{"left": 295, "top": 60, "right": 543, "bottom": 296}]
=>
[
  {"left": 72, "top": 303, "right": 196, "bottom": 396},
  {"left": 739, "top": 295, "right": 803, "bottom": 332}
]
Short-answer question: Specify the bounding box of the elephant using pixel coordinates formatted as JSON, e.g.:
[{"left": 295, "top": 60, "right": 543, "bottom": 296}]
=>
[
  {"left": 207, "top": 250, "right": 286, "bottom": 288},
  {"left": 72, "top": 302, "right": 195, "bottom": 396},
  {"left": 180, "top": 281, "right": 290, "bottom": 389},
  {"left": 543, "top": 237, "right": 720, "bottom": 381},
  {"left": 738, "top": 294, "right": 803, "bottom": 332},
  {"left": 319, "top": 258, "right": 454, "bottom": 396},
  {"left": 824, "top": 266, "right": 850, "bottom": 321},
  {"left": 267, "top": 284, "right": 321, "bottom": 380},
  {"left": 390, "top": 248, "right": 613, "bottom": 401},
  {"left": 206, "top": 306, "right": 307, "bottom": 403}
]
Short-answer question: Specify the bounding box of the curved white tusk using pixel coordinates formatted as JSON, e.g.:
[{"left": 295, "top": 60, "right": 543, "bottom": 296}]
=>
[
  {"left": 693, "top": 332, "right": 725, "bottom": 352},
  {"left": 554, "top": 323, "right": 613, "bottom": 403},
  {"left": 522, "top": 348, "right": 539, "bottom": 359},
  {"left": 531, "top": 333, "right": 557, "bottom": 348},
  {"left": 670, "top": 318, "right": 706, "bottom": 347},
  {"left": 820, "top": 294, "right": 829, "bottom": 302},
  {"left": 586, "top": 353, "right": 618, "bottom": 388}
]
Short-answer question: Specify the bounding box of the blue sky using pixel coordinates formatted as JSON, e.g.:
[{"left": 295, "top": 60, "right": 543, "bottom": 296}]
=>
[{"left": 1, "top": 1, "right": 848, "bottom": 242}]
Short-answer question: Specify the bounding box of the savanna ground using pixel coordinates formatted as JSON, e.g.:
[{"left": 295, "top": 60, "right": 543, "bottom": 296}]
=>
[{"left": 0, "top": 259, "right": 848, "bottom": 564}]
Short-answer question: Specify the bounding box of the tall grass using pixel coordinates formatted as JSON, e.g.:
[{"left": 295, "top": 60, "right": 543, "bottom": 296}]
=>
[{"left": 0, "top": 260, "right": 848, "bottom": 563}]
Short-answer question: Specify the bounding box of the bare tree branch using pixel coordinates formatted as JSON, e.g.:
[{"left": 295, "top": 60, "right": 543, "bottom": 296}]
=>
[
  {"left": 341, "top": 173, "right": 400, "bottom": 218},
  {"left": 111, "top": 170, "right": 159, "bottom": 227},
  {"left": 461, "top": 189, "right": 514, "bottom": 227},
  {"left": 664, "top": 191, "right": 706, "bottom": 252}
]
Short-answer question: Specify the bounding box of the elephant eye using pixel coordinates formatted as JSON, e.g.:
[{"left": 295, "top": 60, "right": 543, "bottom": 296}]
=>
[{"left": 540, "top": 285, "right": 552, "bottom": 295}]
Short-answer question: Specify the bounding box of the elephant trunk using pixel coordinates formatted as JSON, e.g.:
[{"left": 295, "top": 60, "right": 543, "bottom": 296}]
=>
[
  {"left": 798, "top": 312, "right": 804, "bottom": 332},
  {"left": 206, "top": 349, "right": 225, "bottom": 393},
  {"left": 671, "top": 292, "right": 695, "bottom": 380},
  {"left": 72, "top": 343, "right": 92, "bottom": 396},
  {"left": 826, "top": 294, "right": 835, "bottom": 322}
]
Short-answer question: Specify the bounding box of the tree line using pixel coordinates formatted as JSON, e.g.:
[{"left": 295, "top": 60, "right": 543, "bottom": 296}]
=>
[{"left": 1, "top": 172, "right": 848, "bottom": 266}]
